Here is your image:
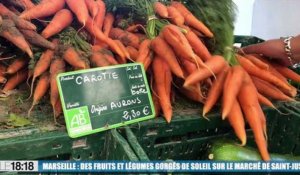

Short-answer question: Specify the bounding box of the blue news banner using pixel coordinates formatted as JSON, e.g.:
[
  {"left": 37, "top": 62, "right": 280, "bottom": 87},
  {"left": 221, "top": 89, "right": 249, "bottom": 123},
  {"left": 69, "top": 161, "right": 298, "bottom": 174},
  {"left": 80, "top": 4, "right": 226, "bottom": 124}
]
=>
[{"left": 3, "top": 161, "right": 300, "bottom": 173}]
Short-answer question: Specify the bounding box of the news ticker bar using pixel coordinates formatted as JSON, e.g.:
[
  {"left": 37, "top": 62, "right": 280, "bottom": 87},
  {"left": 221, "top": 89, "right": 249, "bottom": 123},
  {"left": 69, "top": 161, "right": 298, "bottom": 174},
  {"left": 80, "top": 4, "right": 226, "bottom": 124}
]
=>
[{"left": 1, "top": 161, "right": 300, "bottom": 173}]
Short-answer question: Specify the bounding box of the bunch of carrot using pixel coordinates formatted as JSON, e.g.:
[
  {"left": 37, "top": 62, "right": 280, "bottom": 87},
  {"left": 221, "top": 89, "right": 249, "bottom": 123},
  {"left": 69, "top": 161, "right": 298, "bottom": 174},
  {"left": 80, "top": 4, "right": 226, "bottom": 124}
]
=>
[{"left": 0, "top": 0, "right": 299, "bottom": 161}]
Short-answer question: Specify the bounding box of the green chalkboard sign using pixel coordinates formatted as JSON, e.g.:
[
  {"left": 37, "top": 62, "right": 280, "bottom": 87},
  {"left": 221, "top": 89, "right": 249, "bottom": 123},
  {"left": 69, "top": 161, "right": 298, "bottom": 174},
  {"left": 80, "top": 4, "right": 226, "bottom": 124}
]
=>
[{"left": 57, "top": 63, "right": 155, "bottom": 138}]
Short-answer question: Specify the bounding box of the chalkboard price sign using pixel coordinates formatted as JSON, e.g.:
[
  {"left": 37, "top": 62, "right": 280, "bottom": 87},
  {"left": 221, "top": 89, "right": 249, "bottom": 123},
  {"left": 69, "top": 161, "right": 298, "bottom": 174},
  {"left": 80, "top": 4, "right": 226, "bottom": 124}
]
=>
[{"left": 57, "top": 63, "right": 155, "bottom": 138}]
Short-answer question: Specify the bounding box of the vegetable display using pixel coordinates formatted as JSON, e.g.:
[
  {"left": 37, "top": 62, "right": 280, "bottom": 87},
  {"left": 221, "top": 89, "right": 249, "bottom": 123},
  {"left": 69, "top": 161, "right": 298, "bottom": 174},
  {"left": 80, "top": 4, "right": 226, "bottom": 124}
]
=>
[{"left": 0, "top": 0, "right": 298, "bottom": 161}]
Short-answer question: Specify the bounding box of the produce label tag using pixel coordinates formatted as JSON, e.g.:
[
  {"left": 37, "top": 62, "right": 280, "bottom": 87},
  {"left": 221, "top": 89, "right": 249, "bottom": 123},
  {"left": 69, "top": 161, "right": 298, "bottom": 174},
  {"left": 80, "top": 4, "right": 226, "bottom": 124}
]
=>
[{"left": 57, "top": 63, "right": 155, "bottom": 138}]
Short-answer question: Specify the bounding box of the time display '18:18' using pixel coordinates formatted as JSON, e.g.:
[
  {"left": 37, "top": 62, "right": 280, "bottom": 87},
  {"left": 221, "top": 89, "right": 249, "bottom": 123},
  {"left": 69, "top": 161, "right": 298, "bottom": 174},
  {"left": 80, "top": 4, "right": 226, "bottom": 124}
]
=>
[{"left": 11, "top": 161, "right": 35, "bottom": 171}]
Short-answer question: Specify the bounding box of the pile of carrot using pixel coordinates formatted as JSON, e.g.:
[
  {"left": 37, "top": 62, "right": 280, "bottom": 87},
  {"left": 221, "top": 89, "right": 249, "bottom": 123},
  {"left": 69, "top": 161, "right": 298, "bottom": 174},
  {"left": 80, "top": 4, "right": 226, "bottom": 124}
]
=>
[{"left": 0, "top": 0, "right": 299, "bottom": 161}]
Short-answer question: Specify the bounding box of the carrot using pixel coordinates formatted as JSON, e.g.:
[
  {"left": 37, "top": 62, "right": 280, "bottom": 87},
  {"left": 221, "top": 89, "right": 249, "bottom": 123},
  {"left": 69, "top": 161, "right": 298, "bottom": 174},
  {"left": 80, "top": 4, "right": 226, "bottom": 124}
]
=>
[
  {"left": 19, "top": 29, "right": 55, "bottom": 50},
  {"left": 99, "top": 49, "right": 118, "bottom": 65},
  {"left": 0, "top": 3, "right": 36, "bottom": 30},
  {"left": 0, "top": 64, "right": 7, "bottom": 83},
  {"left": 95, "top": 0, "right": 106, "bottom": 30},
  {"left": 272, "top": 63, "right": 300, "bottom": 83},
  {"left": 167, "top": 6, "right": 185, "bottom": 26},
  {"left": 0, "top": 18, "right": 33, "bottom": 58},
  {"left": 50, "top": 59, "right": 65, "bottom": 122},
  {"left": 203, "top": 68, "right": 228, "bottom": 116},
  {"left": 115, "top": 40, "right": 130, "bottom": 62},
  {"left": 41, "top": 9, "right": 73, "bottom": 39},
  {"left": 54, "top": 98, "right": 63, "bottom": 118},
  {"left": 90, "top": 50, "right": 111, "bottom": 67},
  {"left": 85, "top": 0, "right": 99, "bottom": 18},
  {"left": 238, "top": 74, "right": 270, "bottom": 161},
  {"left": 222, "top": 65, "right": 245, "bottom": 119},
  {"left": 3, "top": 69, "right": 28, "bottom": 92},
  {"left": 154, "top": 2, "right": 168, "bottom": 18},
  {"left": 161, "top": 24, "right": 195, "bottom": 62},
  {"left": 257, "top": 92, "right": 276, "bottom": 109},
  {"left": 85, "top": 17, "right": 124, "bottom": 59},
  {"left": 20, "top": 0, "right": 65, "bottom": 20},
  {"left": 184, "top": 27, "right": 211, "bottom": 61},
  {"left": 126, "top": 46, "right": 139, "bottom": 61},
  {"left": 227, "top": 100, "right": 247, "bottom": 146},
  {"left": 20, "top": 0, "right": 35, "bottom": 10},
  {"left": 151, "top": 36, "right": 184, "bottom": 79},
  {"left": 143, "top": 52, "right": 153, "bottom": 71},
  {"left": 153, "top": 56, "right": 173, "bottom": 123},
  {"left": 245, "top": 54, "right": 269, "bottom": 70},
  {"left": 29, "top": 39, "right": 58, "bottom": 98},
  {"left": 251, "top": 76, "right": 295, "bottom": 102},
  {"left": 152, "top": 83, "right": 161, "bottom": 117},
  {"left": 126, "top": 24, "right": 142, "bottom": 33},
  {"left": 28, "top": 72, "right": 50, "bottom": 116},
  {"left": 63, "top": 46, "right": 87, "bottom": 69},
  {"left": 171, "top": 1, "right": 214, "bottom": 38},
  {"left": 103, "top": 13, "right": 115, "bottom": 37},
  {"left": 184, "top": 55, "right": 227, "bottom": 87},
  {"left": 109, "top": 28, "right": 140, "bottom": 49},
  {"left": 236, "top": 54, "right": 292, "bottom": 93},
  {"left": 6, "top": 57, "right": 29, "bottom": 74},
  {"left": 136, "top": 39, "right": 151, "bottom": 63},
  {"left": 65, "top": 0, "right": 89, "bottom": 26}
]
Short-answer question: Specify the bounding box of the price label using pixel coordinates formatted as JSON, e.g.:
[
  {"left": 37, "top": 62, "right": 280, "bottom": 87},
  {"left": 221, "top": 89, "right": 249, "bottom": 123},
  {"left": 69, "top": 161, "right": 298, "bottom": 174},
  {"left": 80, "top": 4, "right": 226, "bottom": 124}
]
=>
[{"left": 57, "top": 63, "right": 155, "bottom": 138}]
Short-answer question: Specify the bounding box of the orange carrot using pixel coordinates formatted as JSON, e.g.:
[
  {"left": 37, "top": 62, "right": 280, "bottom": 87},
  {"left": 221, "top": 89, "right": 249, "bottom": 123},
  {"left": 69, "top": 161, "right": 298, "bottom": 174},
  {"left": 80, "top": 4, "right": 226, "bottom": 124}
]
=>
[
  {"left": 65, "top": 0, "right": 88, "bottom": 25},
  {"left": 222, "top": 65, "right": 245, "bottom": 119},
  {"left": 272, "top": 63, "right": 300, "bottom": 83},
  {"left": 161, "top": 24, "right": 195, "bottom": 62},
  {"left": 154, "top": 2, "right": 168, "bottom": 18},
  {"left": 171, "top": 1, "right": 213, "bottom": 38},
  {"left": 85, "top": 0, "right": 99, "bottom": 18},
  {"left": 227, "top": 100, "right": 247, "bottom": 146},
  {"left": 54, "top": 98, "right": 63, "bottom": 118},
  {"left": 20, "top": 0, "right": 35, "bottom": 10},
  {"left": 6, "top": 57, "right": 29, "bottom": 74},
  {"left": 184, "top": 55, "right": 227, "bottom": 87},
  {"left": 236, "top": 54, "right": 292, "bottom": 93},
  {"left": 151, "top": 36, "right": 184, "bottom": 78},
  {"left": 245, "top": 54, "right": 269, "bottom": 70},
  {"left": 115, "top": 40, "right": 130, "bottom": 62},
  {"left": 85, "top": 17, "right": 124, "bottom": 59},
  {"left": 95, "top": 0, "right": 106, "bottom": 30},
  {"left": 152, "top": 83, "right": 161, "bottom": 117},
  {"left": 203, "top": 68, "right": 228, "bottom": 116},
  {"left": 30, "top": 39, "right": 58, "bottom": 97},
  {"left": 153, "top": 56, "right": 172, "bottom": 123},
  {"left": 167, "top": 6, "right": 184, "bottom": 26},
  {"left": 103, "top": 13, "right": 115, "bottom": 37},
  {"left": 20, "top": 0, "right": 65, "bottom": 20},
  {"left": 41, "top": 9, "right": 73, "bottom": 39},
  {"left": 109, "top": 28, "right": 140, "bottom": 49},
  {"left": 50, "top": 59, "right": 65, "bottom": 122},
  {"left": 238, "top": 74, "right": 270, "bottom": 161},
  {"left": 136, "top": 39, "right": 151, "bottom": 63},
  {"left": 0, "top": 3, "right": 36, "bottom": 30},
  {"left": 184, "top": 27, "right": 211, "bottom": 61},
  {"left": 20, "top": 29, "right": 55, "bottom": 50},
  {"left": 0, "top": 64, "right": 7, "bottom": 83},
  {"left": 63, "top": 46, "right": 87, "bottom": 69},
  {"left": 0, "top": 18, "right": 33, "bottom": 58},
  {"left": 90, "top": 50, "right": 111, "bottom": 67},
  {"left": 126, "top": 46, "right": 139, "bottom": 61},
  {"left": 257, "top": 92, "right": 276, "bottom": 109},
  {"left": 3, "top": 69, "right": 28, "bottom": 92},
  {"left": 28, "top": 72, "right": 50, "bottom": 116},
  {"left": 252, "top": 76, "right": 295, "bottom": 102}
]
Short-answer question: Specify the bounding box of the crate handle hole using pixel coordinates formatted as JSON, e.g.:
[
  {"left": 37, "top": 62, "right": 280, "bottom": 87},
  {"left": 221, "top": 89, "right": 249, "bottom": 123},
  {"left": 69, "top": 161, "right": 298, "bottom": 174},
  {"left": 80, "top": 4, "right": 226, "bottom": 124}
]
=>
[
  {"left": 89, "top": 152, "right": 94, "bottom": 158},
  {"left": 75, "top": 155, "right": 81, "bottom": 160},
  {"left": 52, "top": 144, "right": 62, "bottom": 150}
]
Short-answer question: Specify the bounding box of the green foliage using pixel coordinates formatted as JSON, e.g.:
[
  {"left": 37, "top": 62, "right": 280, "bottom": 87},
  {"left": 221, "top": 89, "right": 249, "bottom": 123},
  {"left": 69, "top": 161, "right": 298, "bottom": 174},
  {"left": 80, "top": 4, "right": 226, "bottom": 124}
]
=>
[{"left": 184, "top": 0, "right": 237, "bottom": 64}]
